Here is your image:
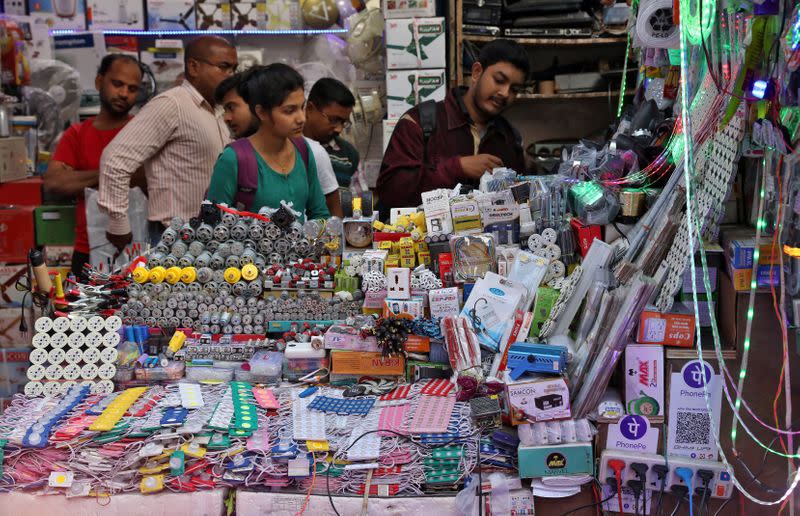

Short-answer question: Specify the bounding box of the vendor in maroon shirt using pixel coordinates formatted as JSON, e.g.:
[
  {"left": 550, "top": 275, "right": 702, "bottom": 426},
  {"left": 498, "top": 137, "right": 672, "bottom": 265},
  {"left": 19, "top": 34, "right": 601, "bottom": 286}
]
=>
[{"left": 377, "top": 39, "right": 529, "bottom": 209}]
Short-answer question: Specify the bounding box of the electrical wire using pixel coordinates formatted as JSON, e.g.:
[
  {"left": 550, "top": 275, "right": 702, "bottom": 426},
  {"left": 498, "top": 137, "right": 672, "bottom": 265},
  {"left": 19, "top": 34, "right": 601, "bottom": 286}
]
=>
[
  {"left": 295, "top": 451, "right": 316, "bottom": 516},
  {"left": 559, "top": 492, "right": 617, "bottom": 516},
  {"left": 325, "top": 427, "right": 485, "bottom": 516},
  {"left": 670, "top": 496, "right": 684, "bottom": 516}
]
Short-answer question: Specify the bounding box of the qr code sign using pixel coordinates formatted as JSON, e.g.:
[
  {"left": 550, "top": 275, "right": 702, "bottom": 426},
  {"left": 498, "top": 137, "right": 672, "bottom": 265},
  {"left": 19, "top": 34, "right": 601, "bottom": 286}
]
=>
[{"left": 675, "top": 411, "right": 711, "bottom": 444}]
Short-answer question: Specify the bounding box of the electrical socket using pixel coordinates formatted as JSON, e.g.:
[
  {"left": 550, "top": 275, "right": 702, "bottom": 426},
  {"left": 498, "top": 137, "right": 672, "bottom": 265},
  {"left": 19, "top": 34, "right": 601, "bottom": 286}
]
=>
[{"left": 598, "top": 450, "right": 734, "bottom": 499}]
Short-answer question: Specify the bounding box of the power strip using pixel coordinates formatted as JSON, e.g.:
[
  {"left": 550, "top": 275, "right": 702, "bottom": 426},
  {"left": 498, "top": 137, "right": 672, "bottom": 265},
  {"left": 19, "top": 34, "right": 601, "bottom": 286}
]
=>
[{"left": 598, "top": 449, "right": 733, "bottom": 499}]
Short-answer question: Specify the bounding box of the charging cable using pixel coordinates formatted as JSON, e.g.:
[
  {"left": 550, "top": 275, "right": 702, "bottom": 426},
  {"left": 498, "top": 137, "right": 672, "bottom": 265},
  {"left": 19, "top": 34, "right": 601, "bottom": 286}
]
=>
[
  {"left": 652, "top": 464, "right": 669, "bottom": 516},
  {"left": 628, "top": 479, "right": 643, "bottom": 516},
  {"left": 675, "top": 468, "right": 694, "bottom": 516},
  {"left": 631, "top": 462, "right": 649, "bottom": 515},
  {"left": 608, "top": 459, "right": 625, "bottom": 514},
  {"left": 696, "top": 469, "right": 713, "bottom": 516}
]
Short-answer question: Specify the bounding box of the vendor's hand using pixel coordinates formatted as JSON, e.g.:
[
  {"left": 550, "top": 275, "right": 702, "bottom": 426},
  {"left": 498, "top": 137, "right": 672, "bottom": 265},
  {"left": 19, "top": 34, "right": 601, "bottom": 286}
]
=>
[
  {"left": 460, "top": 154, "right": 504, "bottom": 179},
  {"left": 106, "top": 231, "right": 132, "bottom": 252}
]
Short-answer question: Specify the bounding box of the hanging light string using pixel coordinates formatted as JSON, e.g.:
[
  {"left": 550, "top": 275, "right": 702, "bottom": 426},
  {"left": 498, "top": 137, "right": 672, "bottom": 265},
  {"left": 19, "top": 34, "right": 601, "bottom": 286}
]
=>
[{"left": 679, "top": 4, "right": 800, "bottom": 506}]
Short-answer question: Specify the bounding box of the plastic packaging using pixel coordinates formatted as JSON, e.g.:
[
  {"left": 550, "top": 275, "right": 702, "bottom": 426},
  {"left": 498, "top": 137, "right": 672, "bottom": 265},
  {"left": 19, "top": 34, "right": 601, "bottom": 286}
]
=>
[
  {"left": 507, "top": 251, "right": 549, "bottom": 311},
  {"left": 449, "top": 233, "right": 497, "bottom": 283},
  {"left": 248, "top": 351, "right": 283, "bottom": 384}
]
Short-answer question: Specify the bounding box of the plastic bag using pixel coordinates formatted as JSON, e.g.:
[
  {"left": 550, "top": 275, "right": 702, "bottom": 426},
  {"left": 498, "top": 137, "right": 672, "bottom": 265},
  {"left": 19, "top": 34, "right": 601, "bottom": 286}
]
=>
[{"left": 85, "top": 187, "right": 149, "bottom": 270}]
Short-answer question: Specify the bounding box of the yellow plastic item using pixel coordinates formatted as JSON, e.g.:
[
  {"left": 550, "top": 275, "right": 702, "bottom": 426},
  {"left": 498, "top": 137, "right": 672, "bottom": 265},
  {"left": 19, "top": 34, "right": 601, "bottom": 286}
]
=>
[
  {"left": 168, "top": 331, "right": 187, "bottom": 354},
  {"left": 409, "top": 211, "right": 426, "bottom": 230},
  {"left": 352, "top": 197, "right": 362, "bottom": 212},
  {"left": 140, "top": 475, "right": 165, "bottom": 494},
  {"left": 372, "top": 220, "right": 385, "bottom": 231},
  {"left": 54, "top": 272, "right": 64, "bottom": 299},
  {"left": 165, "top": 267, "right": 182, "bottom": 285},
  {"left": 396, "top": 215, "right": 410, "bottom": 228},
  {"left": 133, "top": 267, "right": 150, "bottom": 284},
  {"left": 148, "top": 266, "right": 166, "bottom": 284},
  {"left": 89, "top": 387, "right": 148, "bottom": 431},
  {"left": 138, "top": 461, "right": 169, "bottom": 475},
  {"left": 224, "top": 267, "right": 242, "bottom": 284},
  {"left": 181, "top": 441, "right": 207, "bottom": 459},
  {"left": 378, "top": 241, "right": 393, "bottom": 251},
  {"left": 241, "top": 263, "right": 259, "bottom": 281},
  {"left": 306, "top": 440, "right": 330, "bottom": 452},
  {"left": 180, "top": 267, "right": 197, "bottom": 284}
]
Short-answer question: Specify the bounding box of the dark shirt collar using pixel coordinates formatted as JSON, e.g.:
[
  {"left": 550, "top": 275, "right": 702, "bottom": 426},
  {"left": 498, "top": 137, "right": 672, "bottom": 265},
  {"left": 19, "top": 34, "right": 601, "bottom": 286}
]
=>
[{"left": 444, "top": 86, "right": 503, "bottom": 133}]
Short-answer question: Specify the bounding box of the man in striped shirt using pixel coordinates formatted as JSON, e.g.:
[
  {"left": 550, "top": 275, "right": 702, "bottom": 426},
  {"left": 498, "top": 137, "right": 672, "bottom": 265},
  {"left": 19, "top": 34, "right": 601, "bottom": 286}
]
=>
[{"left": 99, "top": 36, "right": 237, "bottom": 249}]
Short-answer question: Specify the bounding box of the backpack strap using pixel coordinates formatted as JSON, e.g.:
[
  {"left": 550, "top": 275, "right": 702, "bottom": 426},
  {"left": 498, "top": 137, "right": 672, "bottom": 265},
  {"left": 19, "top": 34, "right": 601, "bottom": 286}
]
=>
[
  {"left": 231, "top": 138, "right": 259, "bottom": 211},
  {"left": 417, "top": 100, "right": 437, "bottom": 164},
  {"left": 291, "top": 136, "right": 310, "bottom": 171}
]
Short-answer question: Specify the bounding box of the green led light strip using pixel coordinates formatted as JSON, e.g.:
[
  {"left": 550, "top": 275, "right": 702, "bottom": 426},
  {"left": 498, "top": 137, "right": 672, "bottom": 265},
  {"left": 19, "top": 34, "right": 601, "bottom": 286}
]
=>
[
  {"left": 617, "top": 33, "right": 632, "bottom": 119},
  {"left": 679, "top": 9, "right": 800, "bottom": 507}
]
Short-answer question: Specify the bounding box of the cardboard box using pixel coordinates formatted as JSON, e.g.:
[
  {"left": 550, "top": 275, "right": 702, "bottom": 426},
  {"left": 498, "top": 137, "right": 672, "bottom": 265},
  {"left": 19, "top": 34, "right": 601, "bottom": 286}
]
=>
[
  {"left": 382, "top": 0, "right": 435, "bottom": 19},
  {"left": 0, "top": 137, "right": 28, "bottom": 183},
  {"left": 386, "top": 69, "right": 446, "bottom": 120},
  {"left": 230, "top": 0, "right": 266, "bottom": 30},
  {"left": 386, "top": 17, "right": 446, "bottom": 69},
  {"left": 0, "top": 348, "right": 30, "bottom": 397},
  {"left": 406, "top": 360, "right": 450, "bottom": 382},
  {"left": 503, "top": 375, "right": 571, "bottom": 425},
  {"left": 624, "top": 344, "right": 664, "bottom": 416},
  {"left": 323, "top": 324, "right": 380, "bottom": 352},
  {"left": 147, "top": 0, "right": 196, "bottom": 30},
  {"left": 403, "top": 334, "right": 430, "bottom": 353},
  {"left": 28, "top": 0, "right": 86, "bottom": 30},
  {"left": 681, "top": 266, "right": 718, "bottom": 294},
  {"left": 517, "top": 443, "right": 593, "bottom": 478},
  {"left": 0, "top": 177, "right": 41, "bottom": 206},
  {"left": 0, "top": 205, "right": 35, "bottom": 263},
  {"left": 382, "top": 298, "right": 424, "bottom": 318},
  {"left": 53, "top": 32, "right": 106, "bottom": 93},
  {"left": 141, "top": 39, "right": 184, "bottom": 93},
  {"left": 330, "top": 350, "right": 405, "bottom": 376},
  {"left": 88, "top": 0, "right": 145, "bottom": 29},
  {"left": 636, "top": 308, "right": 695, "bottom": 347},
  {"left": 34, "top": 205, "right": 76, "bottom": 246},
  {"left": 263, "top": 0, "right": 300, "bottom": 29},
  {"left": 43, "top": 245, "right": 73, "bottom": 267},
  {"left": 450, "top": 196, "right": 482, "bottom": 234},
  {"left": 570, "top": 218, "right": 601, "bottom": 257},
  {"left": 195, "top": 0, "right": 231, "bottom": 29},
  {"left": 382, "top": 119, "right": 398, "bottom": 154},
  {"left": 727, "top": 238, "right": 781, "bottom": 268},
  {"left": 0, "top": 265, "right": 29, "bottom": 306},
  {"left": 726, "top": 261, "right": 780, "bottom": 291},
  {"left": 719, "top": 269, "right": 776, "bottom": 351}
]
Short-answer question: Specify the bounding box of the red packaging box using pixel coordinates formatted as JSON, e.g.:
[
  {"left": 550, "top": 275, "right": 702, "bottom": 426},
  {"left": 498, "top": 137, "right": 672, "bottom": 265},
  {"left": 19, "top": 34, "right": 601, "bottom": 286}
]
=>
[
  {"left": 570, "top": 218, "right": 601, "bottom": 257},
  {"left": 0, "top": 206, "right": 35, "bottom": 263},
  {"left": 0, "top": 178, "right": 42, "bottom": 206}
]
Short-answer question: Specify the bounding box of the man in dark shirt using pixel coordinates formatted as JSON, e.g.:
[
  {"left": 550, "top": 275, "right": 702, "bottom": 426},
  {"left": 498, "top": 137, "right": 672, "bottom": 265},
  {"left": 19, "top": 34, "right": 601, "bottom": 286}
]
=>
[
  {"left": 304, "top": 78, "right": 360, "bottom": 188},
  {"left": 377, "top": 39, "right": 529, "bottom": 209}
]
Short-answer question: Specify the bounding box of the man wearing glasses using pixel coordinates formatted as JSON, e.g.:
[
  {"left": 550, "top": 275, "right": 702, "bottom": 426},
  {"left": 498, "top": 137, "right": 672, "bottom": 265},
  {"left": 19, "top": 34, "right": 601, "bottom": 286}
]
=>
[
  {"left": 99, "top": 36, "right": 237, "bottom": 249},
  {"left": 303, "top": 78, "right": 360, "bottom": 190}
]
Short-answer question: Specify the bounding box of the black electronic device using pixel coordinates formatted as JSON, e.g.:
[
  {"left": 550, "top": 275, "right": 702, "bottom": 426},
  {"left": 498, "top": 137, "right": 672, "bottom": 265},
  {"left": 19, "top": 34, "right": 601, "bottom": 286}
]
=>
[
  {"left": 505, "top": 0, "right": 583, "bottom": 15},
  {"left": 511, "top": 10, "right": 593, "bottom": 27},
  {"left": 504, "top": 26, "right": 593, "bottom": 37},
  {"left": 463, "top": 24, "right": 502, "bottom": 36},
  {"left": 463, "top": 0, "right": 503, "bottom": 26},
  {"left": 534, "top": 393, "right": 564, "bottom": 411}
]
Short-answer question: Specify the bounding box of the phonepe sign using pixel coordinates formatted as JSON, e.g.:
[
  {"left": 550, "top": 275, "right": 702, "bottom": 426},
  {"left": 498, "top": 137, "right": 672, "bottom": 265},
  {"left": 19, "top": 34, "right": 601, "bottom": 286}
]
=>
[
  {"left": 681, "top": 360, "right": 714, "bottom": 389},
  {"left": 607, "top": 414, "right": 658, "bottom": 454}
]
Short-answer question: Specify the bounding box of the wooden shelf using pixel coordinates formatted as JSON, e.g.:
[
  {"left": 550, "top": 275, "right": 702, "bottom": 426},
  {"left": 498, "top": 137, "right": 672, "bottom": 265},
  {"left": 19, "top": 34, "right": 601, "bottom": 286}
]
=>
[
  {"left": 517, "top": 89, "right": 635, "bottom": 100},
  {"left": 463, "top": 34, "right": 627, "bottom": 45}
]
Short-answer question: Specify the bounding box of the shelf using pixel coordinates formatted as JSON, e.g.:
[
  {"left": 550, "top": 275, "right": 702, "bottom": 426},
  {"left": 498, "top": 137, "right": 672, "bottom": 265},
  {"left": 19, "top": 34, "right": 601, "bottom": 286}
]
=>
[
  {"left": 50, "top": 28, "right": 348, "bottom": 37},
  {"left": 517, "top": 89, "right": 635, "bottom": 100},
  {"left": 463, "top": 34, "right": 627, "bottom": 45}
]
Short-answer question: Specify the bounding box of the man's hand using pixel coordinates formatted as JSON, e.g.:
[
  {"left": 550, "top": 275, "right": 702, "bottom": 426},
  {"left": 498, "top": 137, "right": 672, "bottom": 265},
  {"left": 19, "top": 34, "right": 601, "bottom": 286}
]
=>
[
  {"left": 106, "top": 231, "right": 132, "bottom": 252},
  {"left": 459, "top": 154, "right": 504, "bottom": 179}
]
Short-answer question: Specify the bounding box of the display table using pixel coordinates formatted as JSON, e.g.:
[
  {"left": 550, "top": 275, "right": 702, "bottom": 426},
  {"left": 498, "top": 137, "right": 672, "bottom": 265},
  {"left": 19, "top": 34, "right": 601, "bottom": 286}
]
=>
[
  {"left": 236, "top": 490, "right": 458, "bottom": 516},
  {"left": 0, "top": 488, "right": 228, "bottom": 516}
]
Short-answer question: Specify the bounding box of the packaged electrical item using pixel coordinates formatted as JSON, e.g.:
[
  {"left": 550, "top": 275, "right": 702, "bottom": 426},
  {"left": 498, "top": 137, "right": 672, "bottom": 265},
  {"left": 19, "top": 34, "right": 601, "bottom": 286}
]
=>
[
  {"left": 636, "top": 307, "right": 695, "bottom": 347},
  {"left": 381, "top": 0, "right": 435, "bottom": 19},
  {"left": 460, "top": 272, "right": 526, "bottom": 351},
  {"left": 450, "top": 195, "right": 483, "bottom": 234},
  {"left": 450, "top": 234, "right": 498, "bottom": 283},
  {"left": 247, "top": 350, "right": 282, "bottom": 384},
  {"left": 386, "top": 17, "right": 446, "bottom": 69},
  {"left": 624, "top": 344, "right": 663, "bottom": 416},
  {"left": 196, "top": 0, "right": 232, "bottom": 30},
  {"left": 503, "top": 375, "right": 571, "bottom": 425},
  {"left": 89, "top": 0, "right": 145, "bottom": 29},
  {"left": 382, "top": 298, "right": 424, "bottom": 318},
  {"left": 283, "top": 341, "right": 328, "bottom": 382},
  {"left": 330, "top": 351, "right": 405, "bottom": 376},
  {"left": 323, "top": 325, "right": 380, "bottom": 352},
  {"left": 29, "top": 0, "right": 87, "bottom": 30},
  {"left": 517, "top": 443, "right": 593, "bottom": 478},
  {"left": 428, "top": 287, "right": 460, "bottom": 319},
  {"left": 568, "top": 181, "right": 620, "bottom": 226},
  {"left": 570, "top": 218, "right": 601, "bottom": 257},
  {"left": 507, "top": 251, "right": 549, "bottom": 311},
  {"left": 421, "top": 188, "right": 453, "bottom": 238},
  {"left": 441, "top": 315, "right": 482, "bottom": 375},
  {"left": 386, "top": 69, "right": 446, "bottom": 120},
  {"left": 147, "top": 0, "right": 196, "bottom": 30}
]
